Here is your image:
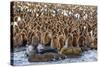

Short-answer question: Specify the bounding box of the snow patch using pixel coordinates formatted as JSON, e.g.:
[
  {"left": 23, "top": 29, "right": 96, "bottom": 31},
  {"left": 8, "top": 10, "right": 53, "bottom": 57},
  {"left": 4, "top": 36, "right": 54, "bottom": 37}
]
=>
[{"left": 12, "top": 47, "right": 97, "bottom": 66}]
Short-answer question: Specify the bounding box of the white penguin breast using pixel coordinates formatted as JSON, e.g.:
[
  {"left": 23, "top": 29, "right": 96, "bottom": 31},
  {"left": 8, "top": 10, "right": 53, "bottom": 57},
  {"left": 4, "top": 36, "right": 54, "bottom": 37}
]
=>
[
  {"left": 37, "top": 44, "right": 44, "bottom": 50},
  {"left": 63, "top": 39, "right": 68, "bottom": 48},
  {"left": 14, "top": 22, "right": 18, "bottom": 26},
  {"left": 17, "top": 16, "right": 21, "bottom": 21},
  {"left": 26, "top": 45, "right": 33, "bottom": 54}
]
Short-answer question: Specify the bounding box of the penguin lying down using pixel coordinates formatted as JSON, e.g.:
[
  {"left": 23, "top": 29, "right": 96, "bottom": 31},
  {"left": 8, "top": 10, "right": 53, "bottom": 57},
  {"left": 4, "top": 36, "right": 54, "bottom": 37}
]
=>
[
  {"left": 25, "top": 43, "right": 83, "bottom": 62},
  {"left": 28, "top": 52, "right": 65, "bottom": 62},
  {"left": 60, "top": 47, "right": 82, "bottom": 57},
  {"left": 25, "top": 43, "right": 65, "bottom": 62}
]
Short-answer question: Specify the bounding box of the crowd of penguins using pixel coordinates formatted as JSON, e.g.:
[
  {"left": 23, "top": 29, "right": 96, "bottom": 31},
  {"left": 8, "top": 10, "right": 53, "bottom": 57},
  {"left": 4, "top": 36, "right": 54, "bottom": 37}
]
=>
[{"left": 11, "top": 2, "right": 97, "bottom": 58}]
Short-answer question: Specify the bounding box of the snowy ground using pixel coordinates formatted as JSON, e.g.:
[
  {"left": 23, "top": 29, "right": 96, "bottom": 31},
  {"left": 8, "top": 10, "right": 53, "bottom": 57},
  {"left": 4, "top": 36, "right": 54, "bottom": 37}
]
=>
[{"left": 11, "top": 47, "right": 97, "bottom": 66}]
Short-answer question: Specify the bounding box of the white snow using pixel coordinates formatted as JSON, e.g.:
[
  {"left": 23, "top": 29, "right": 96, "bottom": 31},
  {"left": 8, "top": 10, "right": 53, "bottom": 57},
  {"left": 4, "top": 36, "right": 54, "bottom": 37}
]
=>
[{"left": 12, "top": 47, "right": 97, "bottom": 66}]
